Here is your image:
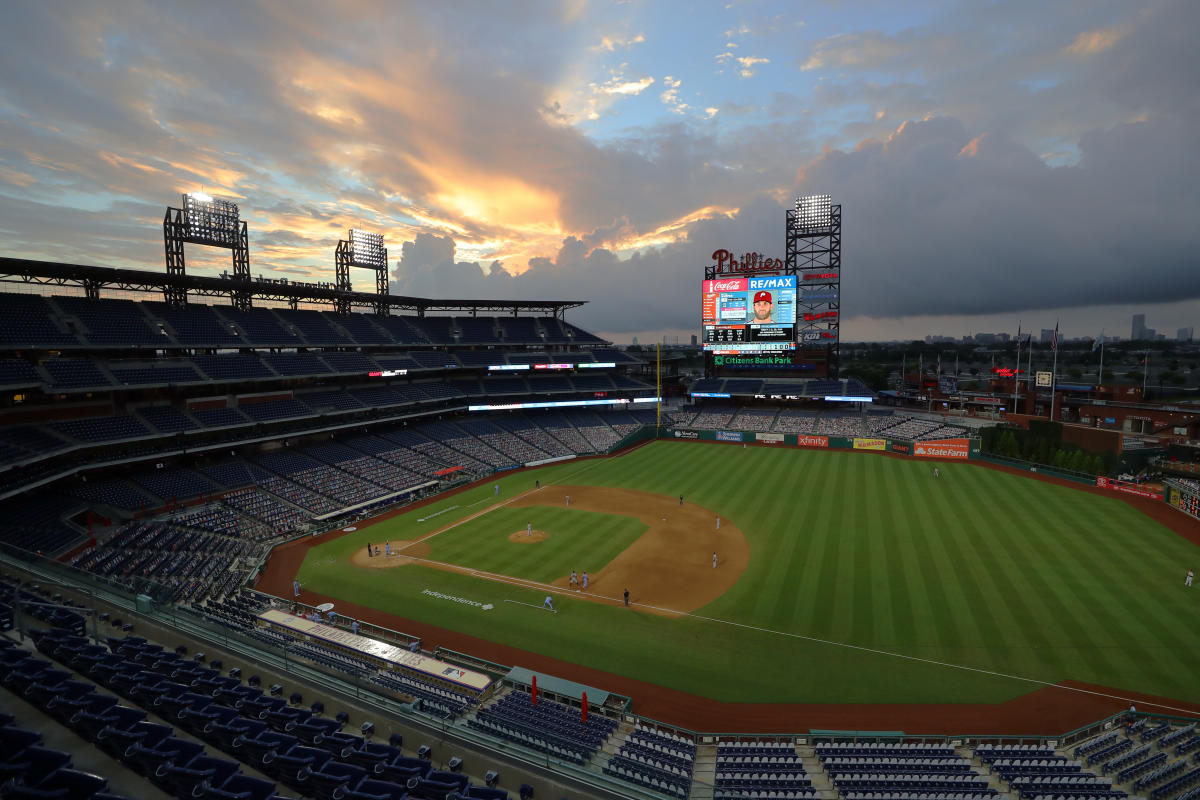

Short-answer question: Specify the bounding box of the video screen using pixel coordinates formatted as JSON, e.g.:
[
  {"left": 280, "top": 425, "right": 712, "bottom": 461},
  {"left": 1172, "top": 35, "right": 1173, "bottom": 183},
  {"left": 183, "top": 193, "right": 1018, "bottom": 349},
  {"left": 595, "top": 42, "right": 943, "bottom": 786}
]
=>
[{"left": 701, "top": 275, "right": 796, "bottom": 352}]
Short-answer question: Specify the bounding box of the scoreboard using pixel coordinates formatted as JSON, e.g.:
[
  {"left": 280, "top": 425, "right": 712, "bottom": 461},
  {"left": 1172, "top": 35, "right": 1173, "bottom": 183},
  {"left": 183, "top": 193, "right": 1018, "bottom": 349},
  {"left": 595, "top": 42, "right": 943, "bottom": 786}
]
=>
[{"left": 701, "top": 275, "right": 796, "bottom": 354}]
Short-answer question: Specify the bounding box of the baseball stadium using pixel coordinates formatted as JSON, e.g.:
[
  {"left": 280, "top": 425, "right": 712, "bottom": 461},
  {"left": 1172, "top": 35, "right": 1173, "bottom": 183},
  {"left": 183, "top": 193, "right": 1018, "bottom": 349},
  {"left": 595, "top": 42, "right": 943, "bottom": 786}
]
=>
[{"left": 1, "top": 193, "right": 1199, "bottom": 800}]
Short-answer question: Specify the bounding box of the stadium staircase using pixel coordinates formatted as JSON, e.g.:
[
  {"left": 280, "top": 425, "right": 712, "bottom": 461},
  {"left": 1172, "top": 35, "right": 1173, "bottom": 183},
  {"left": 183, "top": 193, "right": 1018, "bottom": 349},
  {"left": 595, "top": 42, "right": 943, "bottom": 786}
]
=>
[{"left": 796, "top": 744, "right": 837, "bottom": 799}]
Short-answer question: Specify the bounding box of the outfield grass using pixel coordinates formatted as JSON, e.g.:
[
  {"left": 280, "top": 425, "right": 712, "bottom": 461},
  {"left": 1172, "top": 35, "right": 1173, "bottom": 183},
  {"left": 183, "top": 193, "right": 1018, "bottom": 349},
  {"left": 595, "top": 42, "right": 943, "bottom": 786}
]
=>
[{"left": 298, "top": 442, "right": 1200, "bottom": 705}]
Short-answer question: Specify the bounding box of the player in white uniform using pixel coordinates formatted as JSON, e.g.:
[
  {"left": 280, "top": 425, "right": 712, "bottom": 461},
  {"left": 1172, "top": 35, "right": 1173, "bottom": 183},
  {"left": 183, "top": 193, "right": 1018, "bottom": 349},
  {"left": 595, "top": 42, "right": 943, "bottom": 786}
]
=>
[{"left": 1187, "top": 569, "right": 1194, "bottom": 587}]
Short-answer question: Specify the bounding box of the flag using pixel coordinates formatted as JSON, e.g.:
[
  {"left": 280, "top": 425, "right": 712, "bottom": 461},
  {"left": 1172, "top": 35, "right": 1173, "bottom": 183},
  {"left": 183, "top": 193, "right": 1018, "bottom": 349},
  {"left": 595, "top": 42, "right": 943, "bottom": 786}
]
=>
[
  {"left": 1092, "top": 330, "right": 1104, "bottom": 352},
  {"left": 1051, "top": 322, "right": 1060, "bottom": 351}
]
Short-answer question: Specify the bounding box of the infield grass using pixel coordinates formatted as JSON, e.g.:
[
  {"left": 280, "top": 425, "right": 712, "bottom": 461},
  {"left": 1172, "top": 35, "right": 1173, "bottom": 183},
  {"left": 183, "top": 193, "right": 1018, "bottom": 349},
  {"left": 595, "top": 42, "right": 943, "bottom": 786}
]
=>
[{"left": 298, "top": 441, "right": 1200, "bottom": 705}]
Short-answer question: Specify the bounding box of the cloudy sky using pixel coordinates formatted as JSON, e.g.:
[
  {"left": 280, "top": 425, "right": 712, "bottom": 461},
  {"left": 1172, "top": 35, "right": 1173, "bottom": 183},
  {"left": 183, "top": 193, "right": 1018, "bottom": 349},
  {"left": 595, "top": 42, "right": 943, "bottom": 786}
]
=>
[{"left": 1, "top": 0, "right": 1197, "bottom": 343}]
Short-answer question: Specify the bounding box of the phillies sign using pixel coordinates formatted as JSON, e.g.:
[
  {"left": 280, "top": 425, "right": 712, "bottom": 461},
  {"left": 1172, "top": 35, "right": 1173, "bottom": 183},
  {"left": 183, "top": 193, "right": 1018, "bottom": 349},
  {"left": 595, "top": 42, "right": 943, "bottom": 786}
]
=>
[{"left": 712, "top": 249, "right": 784, "bottom": 273}]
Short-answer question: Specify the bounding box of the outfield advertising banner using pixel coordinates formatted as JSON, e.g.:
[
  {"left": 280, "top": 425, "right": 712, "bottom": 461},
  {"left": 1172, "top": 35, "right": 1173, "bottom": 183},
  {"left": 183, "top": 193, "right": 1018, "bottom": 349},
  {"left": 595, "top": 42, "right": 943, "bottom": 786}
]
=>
[
  {"left": 756, "top": 432, "right": 784, "bottom": 444},
  {"left": 913, "top": 439, "right": 971, "bottom": 459},
  {"left": 853, "top": 438, "right": 887, "bottom": 451},
  {"left": 716, "top": 431, "right": 744, "bottom": 442},
  {"left": 672, "top": 430, "right": 700, "bottom": 439},
  {"left": 796, "top": 435, "right": 829, "bottom": 448},
  {"left": 1096, "top": 476, "right": 1163, "bottom": 500}
]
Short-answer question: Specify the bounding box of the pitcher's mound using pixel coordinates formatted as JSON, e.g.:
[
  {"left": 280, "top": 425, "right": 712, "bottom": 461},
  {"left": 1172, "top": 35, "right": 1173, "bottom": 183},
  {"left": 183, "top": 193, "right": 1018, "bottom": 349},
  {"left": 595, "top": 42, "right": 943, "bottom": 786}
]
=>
[{"left": 508, "top": 530, "right": 548, "bottom": 543}]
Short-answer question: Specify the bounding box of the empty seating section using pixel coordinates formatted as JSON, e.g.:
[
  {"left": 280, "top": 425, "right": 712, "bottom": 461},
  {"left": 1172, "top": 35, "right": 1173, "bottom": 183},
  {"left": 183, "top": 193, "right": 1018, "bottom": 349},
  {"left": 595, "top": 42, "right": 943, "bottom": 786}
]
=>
[
  {"left": 223, "top": 308, "right": 297, "bottom": 346},
  {"left": 193, "top": 354, "right": 272, "bottom": 381},
  {"left": 239, "top": 398, "right": 312, "bottom": 422},
  {"left": 0, "top": 425, "right": 70, "bottom": 462},
  {"left": 715, "top": 739, "right": 812, "bottom": 800},
  {"left": 254, "top": 451, "right": 381, "bottom": 509},
  {"left": 320, "top": 351, "right": 377, "bottom": 374},
  {"left": 456, "top": 418, "right": 550, "bottom": 464},
  {"left": 0, "top": 358, "right": 41, "bottom": 387},
  {"left": 221, "top": 487, "right": 308, "bottom": 534},
  {"left": 68, "top": 521, "right": 254, "bottom": 602},
  {"left": 564, "top": 412, "right": 620, "bottom": 451},
  {"left": 538, "top": 317, "right": 571, "bottom": 344},
  {"left": 0, "top": 494, "right": 85, "bottom": 553},
  {"left": 190, "top": 406, "right": 249, "bottom": 428},
  {"left": 43, "top": 358, "right": 110, "bottom": 389},
  {"left": 0, "top": 292, "right": 78, "bottom": 347},
  {"left": 133, "top": 467, "right": 217, "bottom": 501},
  {"left": 814, "top": 412, "right": 863, "bottom": 436},
  {"left": 0, "top": 625, "right": 479, "bottom": 800},
  {"left": 456, "top": 316, "right": 498, "bottom": 343},
  {"left": 49, "top": 414, "right": 150, "bottom": 443},
  {"left": 170, "top": 503, "right": 274, "bottom": 542},
  {"left": 730, "top": 408, "right": 779, "bottom": 431},
  {"left": 371, "top": 672, "right": 474, "bottom": 719},
  {"left": 497, "top": 316, "right": 541, "bottom": 343},
  {"left": 54, "top": 295, "right": 165, "bottom": 347},
  {"left": 412, "top": 316, "right": 456, "bottom": 345},
  {"left": 68, "top": 480, "right": 156, "bottom": 512},
  {"left": 819, "top": 742, "right": 993, "bottom": 800},
  {"left": 262, "top": 352, "right": 329, "bottom": 377},
  {"left": 300, "top": 389, "right": 366, "bottom": 412},
  {"left": 536, "top": 414, "right": 593, "bottom": 453},
  {"left": 690, "top": 405, "right": 738, "bottom": 429},
  {"left": 273, "top": 308, "right": 351, "bottom": 345},
  {"left": 145, "top": 300, "right": 244, "bottom": 346},
  {"left": 605, "top": 723, "right": 696, "bottom": 798},
  {"left": 469, "top": 691, "right": 616, "bottom": 764},
  {"left": 493, "top": 416, "right": 573, "bottom": 458},
  {"left": 137, "top": 405, "right": 199, "bottom": 432},
  {"left": 110, "top": 361, "right": 203, "bottom": 386}
]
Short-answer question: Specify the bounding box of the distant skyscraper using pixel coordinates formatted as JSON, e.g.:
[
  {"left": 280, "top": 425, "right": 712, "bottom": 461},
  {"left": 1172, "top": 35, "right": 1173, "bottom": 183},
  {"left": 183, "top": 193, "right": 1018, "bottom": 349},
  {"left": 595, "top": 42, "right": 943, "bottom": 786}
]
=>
[
  {"left": 1178, "top": 327, "right": 1194, "bottom": 342},
  {"left": 1132, "top": 314, "right": 1146, "bottom": 340},
  {"left": 1040, "top": 328, "right": 1055, "bottom": 344},
  {"left": 632, "top": 336, "right": 639, "bottom": 346},
  {"left": 690, "top": 334, "right": 697, "bottom": 346}
]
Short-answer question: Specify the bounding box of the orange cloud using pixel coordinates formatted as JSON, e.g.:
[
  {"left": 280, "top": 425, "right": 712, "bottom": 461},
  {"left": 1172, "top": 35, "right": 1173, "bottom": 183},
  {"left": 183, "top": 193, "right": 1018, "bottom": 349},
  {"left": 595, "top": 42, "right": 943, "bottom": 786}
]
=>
[{"left": 1066, "top": 26, "right": 1124, "bottom": 57}]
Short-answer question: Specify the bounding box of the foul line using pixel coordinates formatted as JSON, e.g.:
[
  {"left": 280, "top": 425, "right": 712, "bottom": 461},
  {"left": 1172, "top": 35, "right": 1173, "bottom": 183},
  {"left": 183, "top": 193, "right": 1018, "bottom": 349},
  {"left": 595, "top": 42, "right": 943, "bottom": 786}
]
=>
[{"left": 395, "top": 456, "right": 610, "bottom": 553}]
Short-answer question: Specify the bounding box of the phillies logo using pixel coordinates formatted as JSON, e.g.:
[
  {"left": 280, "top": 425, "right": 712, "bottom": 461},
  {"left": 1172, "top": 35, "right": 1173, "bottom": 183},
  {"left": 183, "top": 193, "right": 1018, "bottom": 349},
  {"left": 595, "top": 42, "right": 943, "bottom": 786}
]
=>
[{"left": 713, "top": 249, "right": 783, "bottom": 272}]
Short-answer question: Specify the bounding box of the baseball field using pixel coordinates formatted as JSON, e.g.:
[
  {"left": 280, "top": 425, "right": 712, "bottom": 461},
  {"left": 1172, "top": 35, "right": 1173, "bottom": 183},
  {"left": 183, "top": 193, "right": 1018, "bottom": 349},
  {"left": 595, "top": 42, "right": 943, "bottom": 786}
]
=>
[{"left": 289, "top": 440, "right": 1200, "bottom": 717}]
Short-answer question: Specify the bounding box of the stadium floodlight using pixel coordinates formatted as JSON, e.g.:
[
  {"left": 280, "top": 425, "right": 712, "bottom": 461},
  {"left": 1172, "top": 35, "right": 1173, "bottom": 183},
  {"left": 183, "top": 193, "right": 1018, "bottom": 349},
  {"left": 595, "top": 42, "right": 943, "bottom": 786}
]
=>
[
  {"left": 349, "top": 228, "right": 386, "bottom": 270},
  {"left": 793, "top": 194, "right": 832, "bottom": 230},
  {"left": 182, "top": 192, "right": 242, "bottom": 247}
]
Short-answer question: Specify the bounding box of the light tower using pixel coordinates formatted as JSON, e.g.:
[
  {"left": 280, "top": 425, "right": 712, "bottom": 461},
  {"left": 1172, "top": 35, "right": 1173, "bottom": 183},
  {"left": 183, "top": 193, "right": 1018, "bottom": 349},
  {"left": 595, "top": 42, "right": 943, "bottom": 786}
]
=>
[
  {"left": 335, "top": 229, "right": 388, "bottom": 314},
  {"left": 786, "top": 194, "right": 841, "bottom": 378},
  {"left": 163, "top": 192, "right": 251, "bottom": 309}
]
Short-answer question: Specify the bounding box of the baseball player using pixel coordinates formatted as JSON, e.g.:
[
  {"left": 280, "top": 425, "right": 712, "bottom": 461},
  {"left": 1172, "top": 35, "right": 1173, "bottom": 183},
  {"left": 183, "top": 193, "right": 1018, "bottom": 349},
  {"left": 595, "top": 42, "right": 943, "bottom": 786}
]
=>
[
  {"left": 351, "top": 619, "right": 359, "bottom": 635},
  {"left": 712, "top": 552, "right": 718, "bottom": 569},
  {"left": 543, "top": 595, "right": 555, "bottom": 611},
  {"left": 716, "top": 516, "right": 720, "bottom": 530},
  {"left": 385, "top": 540, "right": 391, "bottom": 557},
  {"left": 527, "top": 522, "right": 533, "bottom": 537},
  {"left": 581, "top": 571, "right": 589, "bottom": 590},
  {"left": 293, "top": 580, "right": 300, "bottom": 598},
  {"left": 569, "top": 570, "right": 578, "bottom": 588},
  {"left": 1187, "top": 569, "right": 1194, "bottom": 587}
]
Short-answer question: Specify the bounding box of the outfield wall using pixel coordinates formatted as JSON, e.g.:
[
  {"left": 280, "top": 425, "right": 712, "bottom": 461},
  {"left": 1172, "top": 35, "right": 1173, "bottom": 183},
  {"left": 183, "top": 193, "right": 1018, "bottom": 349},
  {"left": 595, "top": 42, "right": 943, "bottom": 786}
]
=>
[{"left": 661, "top": 427, "right": 980, "bottom": 460}]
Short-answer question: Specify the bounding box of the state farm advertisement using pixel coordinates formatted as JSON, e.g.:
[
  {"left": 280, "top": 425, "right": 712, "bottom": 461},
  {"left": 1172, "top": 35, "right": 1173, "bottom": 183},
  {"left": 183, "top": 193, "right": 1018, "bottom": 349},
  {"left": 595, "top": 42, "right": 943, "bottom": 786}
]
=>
[
  {"left": 1096, "top": 476, "right": 1163, "bottom": 500},
  {"left": 795, "top": 435, "right": 829, "bottom": 448},
  {"left": 913, "top": 438, "right": 971, "bottom": 459}
]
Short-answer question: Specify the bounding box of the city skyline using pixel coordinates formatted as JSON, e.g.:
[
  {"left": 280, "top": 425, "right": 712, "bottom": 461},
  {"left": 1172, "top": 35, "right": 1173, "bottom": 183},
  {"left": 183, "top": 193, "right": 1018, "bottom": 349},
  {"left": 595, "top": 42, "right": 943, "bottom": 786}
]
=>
[{"left": 1, "top": 1, "right": 1198, "bottom": 344}]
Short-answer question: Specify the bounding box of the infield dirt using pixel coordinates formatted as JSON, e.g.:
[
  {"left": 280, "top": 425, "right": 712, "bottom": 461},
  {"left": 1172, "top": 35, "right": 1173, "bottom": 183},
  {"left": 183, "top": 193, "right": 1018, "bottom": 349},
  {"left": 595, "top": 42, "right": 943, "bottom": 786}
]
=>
[{"left": 346, "top": 485, "right": 749, "bottom": 615}]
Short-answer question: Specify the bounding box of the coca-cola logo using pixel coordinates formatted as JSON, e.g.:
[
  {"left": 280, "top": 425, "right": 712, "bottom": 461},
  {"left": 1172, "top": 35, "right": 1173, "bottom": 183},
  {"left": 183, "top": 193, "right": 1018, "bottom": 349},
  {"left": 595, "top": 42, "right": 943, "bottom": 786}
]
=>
[{"left": 710, "top": 280, "right": 742, "bottom": 291}]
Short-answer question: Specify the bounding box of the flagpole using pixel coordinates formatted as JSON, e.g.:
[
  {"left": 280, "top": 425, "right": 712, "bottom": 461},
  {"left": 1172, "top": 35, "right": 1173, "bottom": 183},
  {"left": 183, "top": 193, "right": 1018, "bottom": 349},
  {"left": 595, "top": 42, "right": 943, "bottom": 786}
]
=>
[
  {"left": 1098, "top": 339, "right": 1104, "bottom": 386},
  {"left": 1143, "top": 351, "right": 1149, "bottom": 400},
  {"left": 1013, "top": 329, "right": 1022, "bottom": 415},
  {"left": 1049, "top": 324, "right": 1060, "bottom": 421}
]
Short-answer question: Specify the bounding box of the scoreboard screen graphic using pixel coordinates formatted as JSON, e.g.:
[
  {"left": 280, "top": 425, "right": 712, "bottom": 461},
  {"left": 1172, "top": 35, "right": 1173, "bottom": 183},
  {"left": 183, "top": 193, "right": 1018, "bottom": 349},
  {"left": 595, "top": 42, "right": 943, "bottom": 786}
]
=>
[{"left": 701, "top": 275, "right": 796, "bottom": 353}]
